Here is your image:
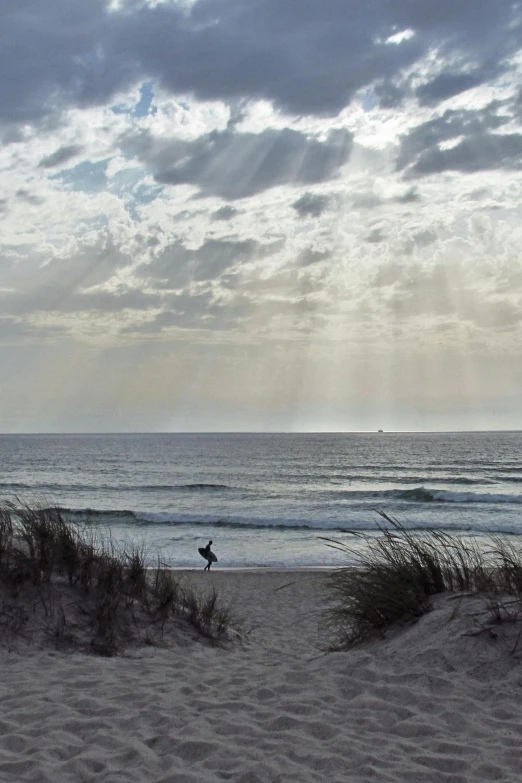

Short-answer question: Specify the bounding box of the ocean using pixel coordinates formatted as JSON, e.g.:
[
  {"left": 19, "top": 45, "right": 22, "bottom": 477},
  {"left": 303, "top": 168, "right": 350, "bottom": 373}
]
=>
[{"left": 1, "top": 431, "right": 522, "bottom": 568}]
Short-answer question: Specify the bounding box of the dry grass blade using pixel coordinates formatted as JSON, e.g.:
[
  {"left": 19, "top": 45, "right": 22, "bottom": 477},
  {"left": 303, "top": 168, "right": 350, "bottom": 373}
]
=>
[{"left": 322, "top": 511, "right": 522, "bottom": 649}]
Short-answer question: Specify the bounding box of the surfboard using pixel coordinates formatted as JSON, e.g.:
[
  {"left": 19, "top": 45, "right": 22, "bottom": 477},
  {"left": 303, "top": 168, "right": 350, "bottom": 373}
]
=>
[{"left": 198, "top": 548, "right": 218, "bottom": 563}]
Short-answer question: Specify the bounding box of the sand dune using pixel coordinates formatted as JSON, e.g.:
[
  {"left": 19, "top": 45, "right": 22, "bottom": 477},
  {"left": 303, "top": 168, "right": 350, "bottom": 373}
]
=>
[{"left": 1, "top": 570, "right": 521, "bottom": 782}]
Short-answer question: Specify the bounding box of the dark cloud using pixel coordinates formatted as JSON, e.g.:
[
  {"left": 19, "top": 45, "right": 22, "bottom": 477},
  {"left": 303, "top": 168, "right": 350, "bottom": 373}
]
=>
[
  {"left": 366, "top": 228, "right": 387, "bottom": 243},
  {"left": 140, "top": 236, "right": 284, "bottom": 288},
  {"left": 467, "top": 187, "right": 490, "bottom": 201},
  {"left": 416, "top": 71, "right": 488, "bottom": 106},
  {"left": 396, "top": 103, "right": 519, "bottom": 176},
  {"left": 413, "top": 230, "right": 437, "bottom": 247},
  {"left": 121, "top": 126, "right": 352, "bottom": 200},
  {"left": 39, "top": 144, "right": 83, "bottom": 168},
  {"left": 373, "top": 80, "right": 406, "bottom": 109},
  {"left": 15, "top": 189, "right": 44, "bottom": 205},
  {"left": 0, "top": 0, "right": 127, "bottom": 125},
  {"left": 112, "top": 1, "right": 421, "bottom": 117},
  {"left": 398, "top": 103, "right": 508, "bottom": 166},
  {"left": 297, "top": 248, "right": 332, "bottom": 266},
  {"left": 121, "top": 290, "right": 243, "bottom": 334},
  {"left": 2, "top": 0, "right": 521, "bottom": 127},
  {"left": 292, "top": 193, "right": 332, "bottom": 218},
  {"left": 407, "top": 132, "right": 522, "bottom": 178},
  {"left": 95, "top": 1, "right": 522, "bottom": 117},
  {"left": 212, "top": 205, "right": 238, "bottom": 221}
]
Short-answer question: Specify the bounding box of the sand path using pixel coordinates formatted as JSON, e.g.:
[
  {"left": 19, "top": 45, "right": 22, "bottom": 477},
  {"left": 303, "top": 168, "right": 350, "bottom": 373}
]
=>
[{"left": 1, "top": 570, "right": 521, "bottom": 782}]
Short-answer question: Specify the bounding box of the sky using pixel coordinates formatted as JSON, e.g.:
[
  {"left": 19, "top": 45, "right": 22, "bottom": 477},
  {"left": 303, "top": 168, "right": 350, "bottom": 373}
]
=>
[{"left": 1, "top": 0, "right": 522, "bottom": 433}]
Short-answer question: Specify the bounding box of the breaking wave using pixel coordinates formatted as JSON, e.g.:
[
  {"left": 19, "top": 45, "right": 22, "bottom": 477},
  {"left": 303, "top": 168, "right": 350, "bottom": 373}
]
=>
[{"left": 394, "top": 487, "right": 522, "bottom": 504}]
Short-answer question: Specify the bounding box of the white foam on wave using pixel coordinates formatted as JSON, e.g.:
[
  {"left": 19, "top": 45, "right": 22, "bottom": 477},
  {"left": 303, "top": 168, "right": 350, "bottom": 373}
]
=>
[{"left": 431, "top": 489, "right": 522, "bottom": 504}]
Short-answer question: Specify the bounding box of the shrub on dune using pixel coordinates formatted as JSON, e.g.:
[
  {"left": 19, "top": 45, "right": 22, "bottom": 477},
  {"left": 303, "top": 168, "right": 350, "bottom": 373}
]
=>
[
  {"left": 323, "top": 511, "right": 522, "bottom": 649},
  {"left": 0, "top": 499, "right": 236, "bottom": 655}
]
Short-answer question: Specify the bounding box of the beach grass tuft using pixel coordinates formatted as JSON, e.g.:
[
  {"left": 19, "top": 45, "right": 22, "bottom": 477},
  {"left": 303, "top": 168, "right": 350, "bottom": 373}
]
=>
[
  {"left": 0, "top": 498, "right": 236, "bottom": 655},
  {"left": 181, "top": 585, "right": 234, "bottom": 639},
  {"left": 322, "top": 511, "right": 522, "bottom": 649}
]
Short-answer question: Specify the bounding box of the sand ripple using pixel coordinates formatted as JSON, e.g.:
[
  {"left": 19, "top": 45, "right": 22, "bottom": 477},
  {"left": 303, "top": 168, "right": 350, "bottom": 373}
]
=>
[{"left": 1, "top": 570, "right": 522, "bottom": 782}]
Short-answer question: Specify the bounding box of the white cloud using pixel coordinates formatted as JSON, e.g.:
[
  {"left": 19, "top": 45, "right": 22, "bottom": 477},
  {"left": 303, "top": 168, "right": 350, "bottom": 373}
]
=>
[
  {"left": 2, "top": 0, "right": 522, "bottom": 429},
  {"left": 385, "top": 29, "right": 415, "bottom": 45}
]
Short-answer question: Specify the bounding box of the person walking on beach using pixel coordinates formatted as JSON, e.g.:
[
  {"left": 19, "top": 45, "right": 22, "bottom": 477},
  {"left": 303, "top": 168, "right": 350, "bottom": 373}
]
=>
[{"left": 198, "top": 540, "right": 217, "bottom": 570}]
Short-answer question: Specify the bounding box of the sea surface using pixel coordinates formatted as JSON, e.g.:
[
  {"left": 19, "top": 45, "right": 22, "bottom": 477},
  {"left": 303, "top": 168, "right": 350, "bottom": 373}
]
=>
[{"left": 1, "top": 432, "right": 522, "bottom": 568}]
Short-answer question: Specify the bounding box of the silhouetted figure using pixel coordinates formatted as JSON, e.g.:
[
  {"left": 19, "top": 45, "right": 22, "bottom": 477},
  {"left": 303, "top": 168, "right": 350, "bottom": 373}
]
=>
[{"left": 198, "top": 540, "right": 217, "bottom": 570}]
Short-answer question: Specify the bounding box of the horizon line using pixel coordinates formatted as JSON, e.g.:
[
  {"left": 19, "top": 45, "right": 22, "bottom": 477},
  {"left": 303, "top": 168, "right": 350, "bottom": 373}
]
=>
[{"left": 1, "top": 429, "right": 522, "bottom": 436}]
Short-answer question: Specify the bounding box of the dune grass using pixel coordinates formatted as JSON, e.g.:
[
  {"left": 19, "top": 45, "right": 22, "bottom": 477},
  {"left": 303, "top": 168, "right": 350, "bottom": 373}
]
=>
[
  {"left": 0, "top": 499, "right": 236, "bottom": 655},
  {"left": 322, "top": 511, "right": 522, "bottom": 649}
]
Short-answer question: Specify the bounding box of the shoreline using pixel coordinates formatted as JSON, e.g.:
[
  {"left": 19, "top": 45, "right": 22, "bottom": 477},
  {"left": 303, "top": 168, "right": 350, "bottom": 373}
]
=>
[{"left": 165, "top": 565, "right": 337, "bottom": 572}]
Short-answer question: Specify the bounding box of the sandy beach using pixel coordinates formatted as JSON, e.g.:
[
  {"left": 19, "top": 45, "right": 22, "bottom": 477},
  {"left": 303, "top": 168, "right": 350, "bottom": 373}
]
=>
[{"left": 1, "top": 569, "right": 521, "bottom": 783}]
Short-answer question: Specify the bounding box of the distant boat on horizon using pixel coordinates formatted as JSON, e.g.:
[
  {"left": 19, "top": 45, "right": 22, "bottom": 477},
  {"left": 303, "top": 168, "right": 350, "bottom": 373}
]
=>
[{"left": 377, "top": 429, "right": 384, "bottom": 433}]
